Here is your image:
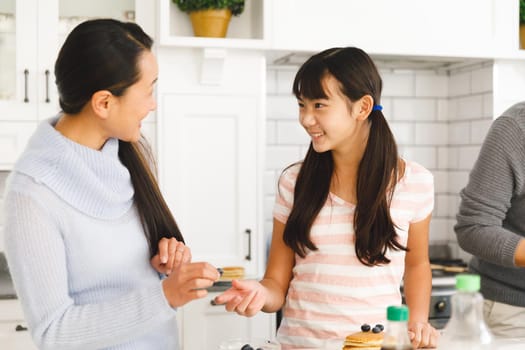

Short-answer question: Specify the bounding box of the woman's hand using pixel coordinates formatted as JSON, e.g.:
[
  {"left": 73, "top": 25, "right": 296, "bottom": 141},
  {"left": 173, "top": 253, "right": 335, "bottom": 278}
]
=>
[
  {"left": 162, "top": 261, "right": 221, "bottom": 308},
  {"left": 150, "top": 237, "right": 191, "bottom": 275},
  {"left": 213, "top": 279, "right": 268, "bottom": 317},
  {"left": 408, "top": 321, "right": 440, "bottom": 348}
]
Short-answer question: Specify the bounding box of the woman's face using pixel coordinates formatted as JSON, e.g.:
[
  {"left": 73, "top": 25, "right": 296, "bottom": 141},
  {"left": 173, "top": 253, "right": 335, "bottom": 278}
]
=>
[
  {"left": 107, "top": 50, "right": 158, "bottom": 142},
  {"left": 298, "top": 75, "right": 365, "bottom": 154}
]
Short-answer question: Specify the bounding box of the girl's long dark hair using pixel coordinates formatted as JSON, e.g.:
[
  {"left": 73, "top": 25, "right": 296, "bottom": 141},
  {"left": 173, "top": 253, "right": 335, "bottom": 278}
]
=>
[
  {"left": 55, "top": 19, "right": 183, "bottom": 257},
  {"left": 284, "top": 47, "right": 406, "bottom": 266}
]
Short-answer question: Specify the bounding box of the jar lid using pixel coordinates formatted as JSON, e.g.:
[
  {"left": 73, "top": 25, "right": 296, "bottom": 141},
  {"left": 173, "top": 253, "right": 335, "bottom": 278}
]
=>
[
  {"left": 455, "top": 273, "right": 480, "bottom": 292},
  {"left": 386, "top": 305, "right": 409, "bottom": 321}
]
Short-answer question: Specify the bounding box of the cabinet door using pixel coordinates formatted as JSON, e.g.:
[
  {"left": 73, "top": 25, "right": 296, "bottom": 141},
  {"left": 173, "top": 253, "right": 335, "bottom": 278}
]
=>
[
  {"left": 161, "top": 94, "right": 261, "bottom": 276},
  {"left": 0, "top": 321, "right": 36, "bottom": 350},
  {"left": 178, "top": 292, "right": 275, "bottom": 350},
  {"left": 0, "top": 0, "right": 38, "bottom": 120},
  {"left": 0, "top": 122, "right": 37, "bottom": 170}
]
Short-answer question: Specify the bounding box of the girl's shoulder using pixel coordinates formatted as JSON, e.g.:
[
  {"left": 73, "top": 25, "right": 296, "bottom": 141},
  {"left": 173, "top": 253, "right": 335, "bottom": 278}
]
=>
[
  {"left": 399, "top": 159, "right": 434, "bottom": 185},
  {"left": 279, "top": 162, "right": 302, "bottom": 184}
]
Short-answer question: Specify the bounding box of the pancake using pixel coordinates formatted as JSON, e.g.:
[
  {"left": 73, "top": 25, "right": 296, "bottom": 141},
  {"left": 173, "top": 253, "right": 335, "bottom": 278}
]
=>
[
  {"left": 342, "top": 330, "right": 383, "bottom": 350},
  {"left": 219, "top": 266, "right": 245, "bottom": 281}
]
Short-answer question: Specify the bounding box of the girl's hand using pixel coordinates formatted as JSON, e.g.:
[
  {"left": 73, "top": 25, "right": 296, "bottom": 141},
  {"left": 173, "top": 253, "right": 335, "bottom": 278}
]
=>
[
  {"left": 162, "top": 261, "right": 221, "bottom": 308},
  {"left": 150, "top": 237, "right": 191, "bottom": 275},
  {"left": 213, "top": 279, "right": 267, "bottom": 317},
  {"left": 408, "top": 321, "right": 440, "bottom": 348}
]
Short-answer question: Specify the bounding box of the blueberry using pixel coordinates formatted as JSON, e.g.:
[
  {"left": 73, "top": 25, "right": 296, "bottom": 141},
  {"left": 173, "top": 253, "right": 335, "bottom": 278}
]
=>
[
  {"left": 241, "top": 345, "right": 254, "bottom": 350},
  {"left": 372, "top": 326, "right": 382, "bottom": 333},
  {"left": 361, "top": 323, "right": 371, "bottom": 332},
  {"left": 375, "top": 323, "right": 384, "bottom": 331}
]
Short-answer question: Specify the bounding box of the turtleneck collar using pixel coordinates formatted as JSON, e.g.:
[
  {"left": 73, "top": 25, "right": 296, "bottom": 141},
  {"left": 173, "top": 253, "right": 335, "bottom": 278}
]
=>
[{"left": 13, "top": 117, "right": 134, "bottom": 219}]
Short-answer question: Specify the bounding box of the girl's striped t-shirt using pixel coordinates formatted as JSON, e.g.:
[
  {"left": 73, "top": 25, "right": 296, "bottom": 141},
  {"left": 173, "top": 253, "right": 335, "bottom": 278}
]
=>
[{"left": 273, "top": 160, "right": 434, "bottom": 349}]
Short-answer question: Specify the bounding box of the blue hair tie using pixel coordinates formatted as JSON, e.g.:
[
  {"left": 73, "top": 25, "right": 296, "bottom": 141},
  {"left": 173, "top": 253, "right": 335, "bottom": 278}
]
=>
[{"left": 372, "top": 105, "right": 383, "bottom": 111}]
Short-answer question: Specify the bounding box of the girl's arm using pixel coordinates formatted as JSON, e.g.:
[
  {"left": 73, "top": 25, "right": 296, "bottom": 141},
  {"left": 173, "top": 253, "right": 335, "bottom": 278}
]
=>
[
  {"left": 214, "top": 218, "right": 294, "bottom": 315},
  {"left": 403, "top": 214, "right": 439, "bottom": 348},
  {"left": 261, "top": 219, "right": 295, "bottom": 312}
]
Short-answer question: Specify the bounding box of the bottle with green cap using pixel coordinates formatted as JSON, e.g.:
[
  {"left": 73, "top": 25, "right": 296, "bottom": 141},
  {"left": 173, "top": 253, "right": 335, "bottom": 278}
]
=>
[
  {"left": 380, "top": 305, "right": 414, "bottom": 350},
  {"left": 438, "top": 273, "right": 494, "bottom": 349}
]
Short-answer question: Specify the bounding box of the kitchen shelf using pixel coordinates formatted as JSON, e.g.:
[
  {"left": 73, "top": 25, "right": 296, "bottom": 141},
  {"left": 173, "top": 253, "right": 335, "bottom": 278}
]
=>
[{"left": 158, "top": 0, "right": 268, "bottom": 50}]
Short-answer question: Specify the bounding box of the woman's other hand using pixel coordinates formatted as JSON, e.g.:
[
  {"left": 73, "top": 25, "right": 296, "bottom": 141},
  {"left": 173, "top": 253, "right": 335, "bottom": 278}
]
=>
[
  {"left": 150, "top": 237, "right": 191, "bottom": 275},
  {"left": 408, "top": 321, "right": 440, "bottom": 348},
  {"left": 213, "top": 279, "right": 267, "bottom": 317},
  {"left": 162, "top": 262, "right": 220, "bottom": 308}
]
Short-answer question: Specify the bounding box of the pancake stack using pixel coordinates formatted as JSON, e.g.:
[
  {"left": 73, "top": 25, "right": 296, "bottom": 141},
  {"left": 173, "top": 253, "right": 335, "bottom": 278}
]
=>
[
  {"left": 219, "top": 266, "right": 245, "bottom": 281},
  {"left": 342, "top": 330, "right": 384, "bottom": 350}
]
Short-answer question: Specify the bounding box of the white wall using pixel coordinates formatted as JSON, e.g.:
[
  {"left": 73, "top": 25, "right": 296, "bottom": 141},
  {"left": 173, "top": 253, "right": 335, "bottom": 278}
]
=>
[{"left": 264, "top": 61, "right": 495, "bottom": 256}]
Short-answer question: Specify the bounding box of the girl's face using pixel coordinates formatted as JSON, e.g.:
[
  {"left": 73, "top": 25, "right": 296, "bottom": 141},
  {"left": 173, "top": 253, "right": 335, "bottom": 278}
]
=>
[
  {"left": 298, "top": 75, "right": 367, "bottom": 154},
  {"left": 106, "top": 51, "right": 158, "bottom": 142}
]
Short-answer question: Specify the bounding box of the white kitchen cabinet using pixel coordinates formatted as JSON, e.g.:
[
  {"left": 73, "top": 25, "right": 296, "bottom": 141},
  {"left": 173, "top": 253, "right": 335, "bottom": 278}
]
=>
[
  {"left": 270, "top": 0, "right": 522, "bottom": 59},
  {"left": 0, "top": 299, "right": 36, "bottom": 349},
  {"left": 157, "top": 48, "right": 266, "bottom": 278},
  {"left": 0, "top": 0, "right": 153, "bottom": 170},
  {"left": 177, "top": 292, "right": 276, "bottom": 350}
]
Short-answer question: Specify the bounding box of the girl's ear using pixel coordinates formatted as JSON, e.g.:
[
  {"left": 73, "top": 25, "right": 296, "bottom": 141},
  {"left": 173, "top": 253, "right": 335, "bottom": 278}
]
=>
[
  {"left": 90, "top": 90, "right": 113, "bottom": 119},
  {"left": 356, "top": 94, "right": 374, "bottom": 121}
]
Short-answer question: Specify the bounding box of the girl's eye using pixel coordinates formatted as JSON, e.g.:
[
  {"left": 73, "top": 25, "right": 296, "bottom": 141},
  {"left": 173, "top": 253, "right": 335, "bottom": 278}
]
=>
[
  {"left": 314, "top": 102, "right": 324, "bottom": 108},
  {"left": 297, "top": 101, "right": 304, "bottom": 108}
]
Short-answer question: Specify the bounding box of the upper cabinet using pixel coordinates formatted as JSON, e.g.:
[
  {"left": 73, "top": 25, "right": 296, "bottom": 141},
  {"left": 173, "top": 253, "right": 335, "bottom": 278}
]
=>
[
  {"left": 0, "top": 0, "right": 140, "bottom": 123},
  {"left": 0, "top": 0, "right": 149, "bottom": 170},
  {"left": 270, "top": 0, "right": 522, "bottom": 59}
]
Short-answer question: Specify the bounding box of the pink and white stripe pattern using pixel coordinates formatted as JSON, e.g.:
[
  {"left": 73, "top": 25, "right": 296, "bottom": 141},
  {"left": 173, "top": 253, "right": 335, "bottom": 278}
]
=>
[{"left": 273, "top": 160, "right": 434, "bottom": 349}]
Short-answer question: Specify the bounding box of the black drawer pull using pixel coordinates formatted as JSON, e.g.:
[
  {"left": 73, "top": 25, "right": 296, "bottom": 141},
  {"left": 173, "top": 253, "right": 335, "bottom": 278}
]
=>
[{"left": 15, "top": 324, "right": 28, "bottom": 332}]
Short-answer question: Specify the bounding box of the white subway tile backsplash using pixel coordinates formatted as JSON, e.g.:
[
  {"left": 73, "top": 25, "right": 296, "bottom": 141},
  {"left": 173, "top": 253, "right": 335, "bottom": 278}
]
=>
[
  {"left": 448, "top": 195, "right": 461, "bottom": 218},
  {"left": 437, "top": 147, "right": 449, "bottom": 169},
  {"left": 266, "top": 145, "right": 302, "bottom": 170},
  {"left": 414, "top": 123, "right": 448, "bottom": 146},
  {"left": 382, "top": 71, "right": 414, "bottom": 97},
  {"left": 264, "top": 196, "right": 275, "bottom": 225},
  {"left": 266, "top": 69, "right": 277, "bottom": 94},
  {"left": 448, "top": 71, "right": 471, "bottom": 97},
  {"left": 471, "top": 67, "right": 493, "bottom": 94},
  {"left": 456, "top": 95, "right": 484, "bottom": 120},
  {"left": 457, "top": 146, "right": 482, "bottom": 171},
  {"left": 276, "top": 70, "right": 296, "bottom": 95},
  {"left": 415, "top": 73, "right": 448, "bottom": 97},
  {"left": 448, "top": 122, "right": 471, "bottom": 145},
  {"left": 435, "top": 194, "right": 450, "bottom": 217},
  {"left": 448, "top": 171, "right": 470, "bottom": 194},
  {"left": 429, "top": 218, "right": 453, "bottom": 242},
  {"left": 392, "top": 99, "right": 436, "bottom": 121},
  {"left": 483, "top": 93, "right": 494, "bottom": 118},
  {"left": 470, "top": 119, "right": 492, "bottom": 144},
  {"left": 400, "top": 146, "right": 436, "bottom": 169},
  {"left": 432, "top": 171, "right": 448, "bottom": 193},
  {"left": 276, "top": 121, "right": 309, "bottom": 145},
  {"left": 267, "top": 96, "right": 298, "bottom": 120},
  {"left": 264, "top": 170, "right": 278, "bottom": 196},
  {"left": 436, "top": 99, "right": 449, "bottom": 121},
  {"left": 390, "top": 122, "right": 415, "bottom": 145}
]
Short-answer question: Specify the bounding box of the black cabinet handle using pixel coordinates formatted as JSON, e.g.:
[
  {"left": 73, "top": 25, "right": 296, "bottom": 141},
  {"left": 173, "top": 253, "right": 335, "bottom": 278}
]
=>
[
  {"left": 245, "top": 228, "right": 252, "bottom": 261},
  {"left": 15, "top": 324, "right": 28, "bottom": 332},
  {"left": 23, "top": 69, "right": 29, "bottom": 103},
  {"left": 45, "top": 69, "right": 50, "bottom": 103}
]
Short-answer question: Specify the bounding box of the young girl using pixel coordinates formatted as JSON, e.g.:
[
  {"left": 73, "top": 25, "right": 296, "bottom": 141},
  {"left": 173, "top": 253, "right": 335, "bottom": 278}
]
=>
[
  {"left": 3, "top": 19, "right": 219, "bottom": 349},
  {"left": 215, "top": 47, "right": 439, "bottom": 349}
]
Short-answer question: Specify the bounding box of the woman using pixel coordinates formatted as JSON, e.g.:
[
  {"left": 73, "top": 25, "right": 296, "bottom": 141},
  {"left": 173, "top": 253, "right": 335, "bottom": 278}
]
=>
[
  {"left": 215, "top": 47, "right": 439, "bottom": 349},
  {"left": 3, "top": 19, "right": 219, "bottom": 349}
]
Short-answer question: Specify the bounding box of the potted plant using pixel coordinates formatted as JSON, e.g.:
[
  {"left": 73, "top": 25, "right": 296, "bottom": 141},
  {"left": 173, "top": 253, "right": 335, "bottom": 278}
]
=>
[
  {"left": 520, "top": 0, "right": 525, "bottom": 49},
  {"left": 172, "top": 0, "right": 245, "bottom": 38}
]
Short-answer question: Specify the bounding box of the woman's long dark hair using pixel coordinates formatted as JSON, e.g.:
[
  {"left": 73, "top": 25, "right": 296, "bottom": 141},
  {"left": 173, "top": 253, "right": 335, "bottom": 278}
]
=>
[
  {"left": 55, "top": 19, "right": 183, "bottom": 257},
  {"left": 284, "top": 47, "right": 406, "bottom": 266}
]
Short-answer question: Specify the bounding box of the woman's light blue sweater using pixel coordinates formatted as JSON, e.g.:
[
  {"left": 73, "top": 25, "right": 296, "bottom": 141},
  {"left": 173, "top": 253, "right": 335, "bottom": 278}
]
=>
[{"left": 3, "top": 118, "right": 179, "bottom": 349}]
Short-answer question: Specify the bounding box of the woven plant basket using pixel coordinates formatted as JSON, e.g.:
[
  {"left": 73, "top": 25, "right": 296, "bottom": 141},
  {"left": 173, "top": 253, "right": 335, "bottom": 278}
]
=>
[{"left": 189, "top": 9, "right": 232, "bottom": 38}]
